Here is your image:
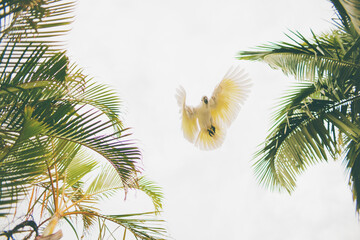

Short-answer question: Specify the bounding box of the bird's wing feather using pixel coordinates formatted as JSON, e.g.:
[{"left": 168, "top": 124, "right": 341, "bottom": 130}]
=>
[
  {"left": 209, "top": 66, "right": 251, "bottom": 126},
  {"left": 176, "top": 86, "right": 199, "bottom": 143}
]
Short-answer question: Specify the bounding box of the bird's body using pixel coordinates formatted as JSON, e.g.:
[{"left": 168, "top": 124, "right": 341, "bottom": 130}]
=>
[
  {"left": 197, "top": 100, "right": 212, "bottom": 129},
  {"left": 176, "top": 66, "right": 251, "bottom": 150}
]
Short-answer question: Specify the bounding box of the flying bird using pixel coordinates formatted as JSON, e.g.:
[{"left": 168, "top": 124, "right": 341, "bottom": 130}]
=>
[{"left": 175, "top": 66, "right": 251, "bottom": 150}]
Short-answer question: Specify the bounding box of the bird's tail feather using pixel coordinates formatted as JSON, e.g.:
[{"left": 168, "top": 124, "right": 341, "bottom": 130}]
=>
[{"left": 195, "top": 123, "right": 225, "bottom": 150}]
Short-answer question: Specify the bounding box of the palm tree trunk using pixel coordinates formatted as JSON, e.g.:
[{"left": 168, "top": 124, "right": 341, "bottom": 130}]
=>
[
  {"left": 42, "top": 215, "right": 60, "bottom": 236},
  {"left": 36, "top": 230, "right": 63, "bottom": 240}
]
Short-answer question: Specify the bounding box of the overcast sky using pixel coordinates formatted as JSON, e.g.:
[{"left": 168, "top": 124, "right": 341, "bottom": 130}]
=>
[{"left": 66, "top": 0, "right": 360, "bottom": 239}]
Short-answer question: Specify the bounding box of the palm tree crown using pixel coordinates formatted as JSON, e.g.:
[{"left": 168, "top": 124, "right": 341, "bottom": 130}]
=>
[
  {"left": 0, "top": 0, "right": 168, "bottom": 239},
  {"left": 238, "top": 0, "right": 360, "bottom": 213}
]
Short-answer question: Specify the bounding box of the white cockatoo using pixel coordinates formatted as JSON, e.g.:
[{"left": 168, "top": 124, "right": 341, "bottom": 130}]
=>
[{"left": 176, "top": 66, "right": 251, "bottom": 150}]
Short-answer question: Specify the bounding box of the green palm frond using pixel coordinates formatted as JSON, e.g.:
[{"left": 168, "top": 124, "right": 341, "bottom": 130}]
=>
[
  {"left": 339, "top": 0, "right": 360, "bottom": 35},
  {"left": 53, "top": 140, "right": 82, "bottom": 175},
  {"left": 15, "top": 95, "right": 141, "bottom": 191},
  {"left": 103, "top": 212, "right": 168, "bottom": 240},
  {"left": 64, "top": 147, "right": 98, "bottom": 187},
  {"left": 43, "top": 107, "right": 141, "bottom": 189},
  {"left": 254, "top": 81, "right": 360, "bottom": 193},
  {"left": 330, "top": 0, "right": 352, "bottom": 31},
  {"left": 61, "top": 210, "right": 168, "bottom": 239},
  {"left": 83, "top": 166, "right": 164, "bottom": 212},
  {"left": 64, "top": 67, "right": 124, "bottom": 133},
  {"left": 85, "top": 165, "right": 123, "bottom": 200},
  {"left": 0, "top": 137, "right": 49, "bottom": 216},
  {"left": 0, "top": 47, "right": 68, "bottom": 85},
  {"left": 263, "top": 52, "right": 357, "bottom": 82},
  {"left": 270, "top": 82, "right": 317, "bottom": 124},
  {"left": 254, "top": 115, "right": 334, "bottom": 192},
  {"left": 239, "top": 31, "right": 360, "bottom": 83},
  {"left": 0, "top": 0, "right": 74, "bottom": 45},
  {"left": 344, "top": 139, "right": 360, "bottom": 210},
  {"left": 254, "top": 82, "right": 344, "bottom": 192},
  {"left": 137, "top": 177, "right": 164, "bottom": 214}
]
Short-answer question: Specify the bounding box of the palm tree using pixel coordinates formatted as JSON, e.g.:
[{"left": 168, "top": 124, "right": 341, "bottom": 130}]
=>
[
  {"left": 0, "top": 0, "right": 168, "bottom": 239},
  {"left": 27, "top": 146, "right": 166, "bottom": 239},
  {"left": 238, "top": 0, "right": 360, "bottom": 213}
]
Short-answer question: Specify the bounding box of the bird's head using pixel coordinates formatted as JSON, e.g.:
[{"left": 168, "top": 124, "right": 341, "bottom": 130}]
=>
[{"left": 202, "top": 96, "right": 208, "bottom": 105}]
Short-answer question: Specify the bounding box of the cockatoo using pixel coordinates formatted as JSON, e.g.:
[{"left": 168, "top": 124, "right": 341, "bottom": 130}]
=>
[{"left": 176, "top": 66, "right": 251, "bottom": 150}]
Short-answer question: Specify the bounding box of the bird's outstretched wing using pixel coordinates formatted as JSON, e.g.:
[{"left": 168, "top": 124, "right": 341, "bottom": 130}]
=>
[
  {"left": 175, "top": 86, "right": 199, "bottom": 143},
  {"left": 209, "top": 66, "right": 251, "bottom": 126}
]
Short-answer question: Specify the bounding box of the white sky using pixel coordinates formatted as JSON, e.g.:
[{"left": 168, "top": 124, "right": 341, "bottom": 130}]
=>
[{"left": 66, "top": 0, "right": 360, "bottom": 239}]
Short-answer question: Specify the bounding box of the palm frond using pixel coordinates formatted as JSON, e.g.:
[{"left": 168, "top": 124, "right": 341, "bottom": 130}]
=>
[
  {"left": 239, "top": 31, "right": 360, "bottom": 83},
  {"left": 83, "top": 167, "right": 164, "bottom": 212},
  {"left": 254, "top": 82, "right": 342, "bottom": 192},
  {"left": 102, "top": 212, "right": 168, "bottom": 240},
  {"left": 64, "top": 66, "right": 124, "bottom": 133},
  {"left": 263, "top": 52, "right": 357, "bottom": 82},
  {"left": 254, "top": 81, "right": 360, "bottom": 193},
  {"left": 64, "top": 147, "right": 98, "bottom": 187},
  {"left": 270, "top": 83, "right": 321, "bottom": 123},
  {"left": 254, "top": 115, "right": 336, "bottom": 192},
  {"left": 0, "top": 0, "right": 74, "bottom": 46},
  {"left": 43, "top": 108, "right": 141, "bottom": 190},
  {"left": 344, "top": 139, "right": 360, "bottom": 212},
  {"left": 0, "top": 137, "right": 49, "bottom": 216},
  {"left": 137, "top": 177, "right": 164, "bottom": 214},
  {"left": 330, "top": 0, "right": 352, "bottom": 31},
  {"left": 61, "top": 210, "right": 168, "bottom": 239},
  {"left": 85, "top": 165, "right": 122, "bottom": 200},
  {"left": 340, "top": 0, "right": 360, "bottom": 35}
]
